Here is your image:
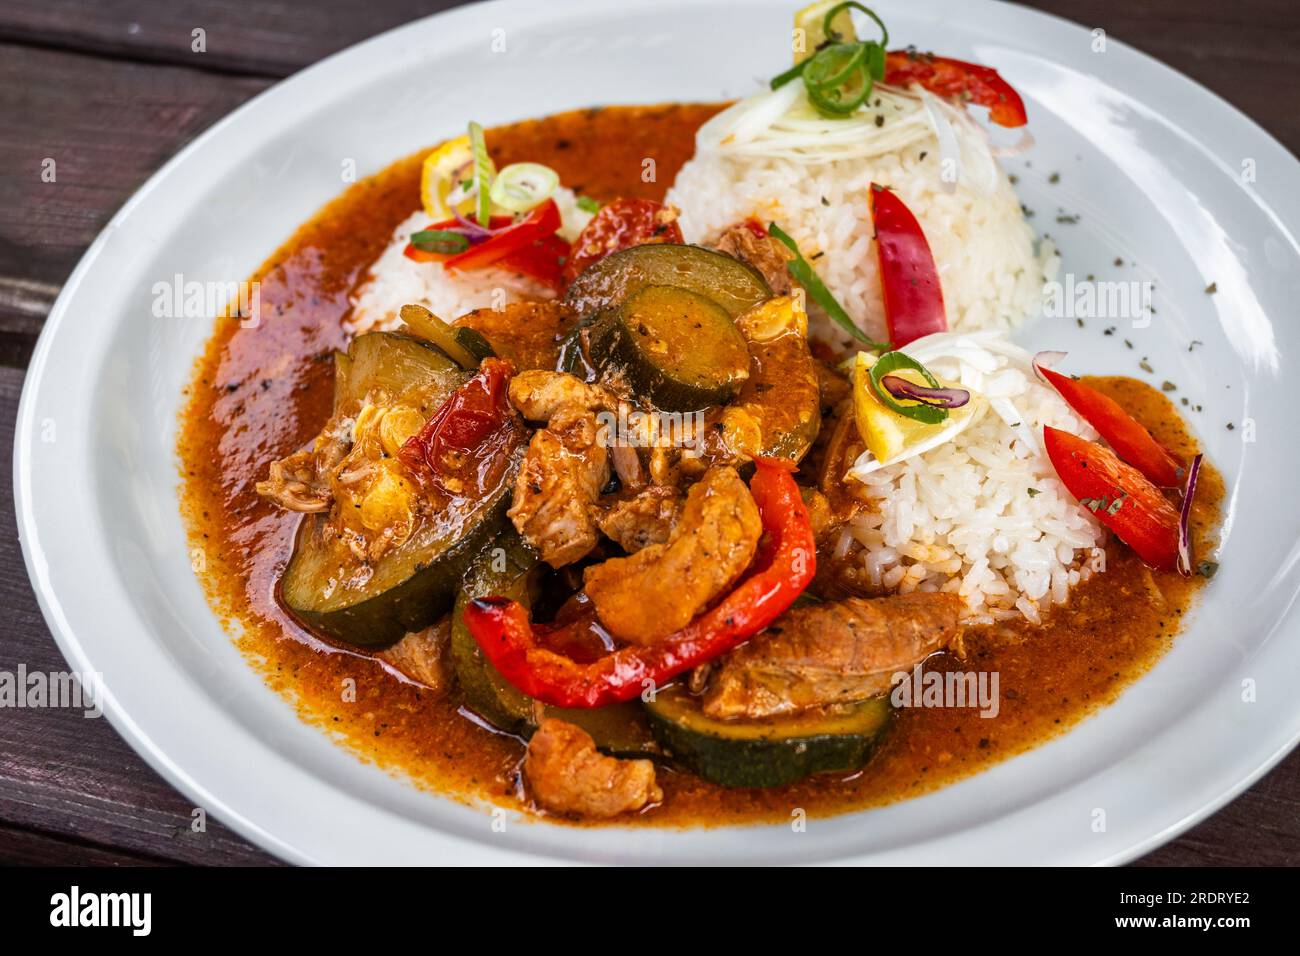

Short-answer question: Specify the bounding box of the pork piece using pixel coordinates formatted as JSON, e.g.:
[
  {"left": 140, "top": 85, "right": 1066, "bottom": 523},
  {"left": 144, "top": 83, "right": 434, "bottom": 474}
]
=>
[
  {"left": 713, "top": 222, "right": 794, "bottom": 295},
  {"left": 703, "top": 592, "right": 966, "bottom": 718},
  {"left": 255, "top": 414, "right": 352, "bottom": 513},
  {"left": 378, "top": 617, "right": 452, "bottom": 693},
  {"left": 508, "top": 369, "right": 618, "bottom": 421},
  {"left": 596, "top": 485, "right": 684, "bottom": 553},
  {"left": 583, "top": 466, "right": 761, "bottom": 644},
  {"left": 524, "top": 718, "right": 662, "bottom": 819},
  {"left": 454, "top": 301, "right": 580, "bottom": 372},
  {"left": 510, "top": 406, "right": 610, "bottom": 567}
]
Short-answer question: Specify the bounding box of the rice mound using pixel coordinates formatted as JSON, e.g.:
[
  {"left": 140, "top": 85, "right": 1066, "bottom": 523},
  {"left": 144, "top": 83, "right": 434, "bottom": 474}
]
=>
[
  {"left": 667, "top": 144, "right": 1056, "bottom": 345},
  {"left": 842, "top": 335, "right": 1105, "bottom": 624}
]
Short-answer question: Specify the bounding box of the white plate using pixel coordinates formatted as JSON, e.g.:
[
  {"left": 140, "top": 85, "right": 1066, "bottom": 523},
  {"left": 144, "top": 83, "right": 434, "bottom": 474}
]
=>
[{"left": 14, "top": 0, "right": 1300, "bottom": 865}]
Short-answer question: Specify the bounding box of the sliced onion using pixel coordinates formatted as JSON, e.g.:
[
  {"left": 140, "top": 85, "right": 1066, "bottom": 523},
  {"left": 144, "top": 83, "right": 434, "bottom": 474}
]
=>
[
  {"left": 1031, "top": 349, "right": 1068, "bottom": 383},
  {"left": 1176, "top": 452, "right": 1204, "bottom": 576},
  {"left": 919, "top": 89, "right": 962, "bottom": 195},
  {"left": 881, "top": 374, "right": 970, "bottom": 408},
  {"left": 490, "top": 162, "right": 559, "bottom": 213},
  {"left": 451, "top": 210, "right": 499, "bottom": 243}
]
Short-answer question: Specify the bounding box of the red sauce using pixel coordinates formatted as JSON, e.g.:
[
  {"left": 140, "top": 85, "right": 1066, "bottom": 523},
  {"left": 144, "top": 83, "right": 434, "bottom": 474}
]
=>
[{"left": 177, "top": 105, "right": 1221, "bottom": 826}]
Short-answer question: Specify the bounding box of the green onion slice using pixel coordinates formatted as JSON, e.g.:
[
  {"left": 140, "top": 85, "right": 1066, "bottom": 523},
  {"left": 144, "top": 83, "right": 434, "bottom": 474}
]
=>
[
  {"left": 489, "top": 162, "right": 559, "bottom": 214},
  {"left": 467, "top": 120, "right": 495, "bottom": 226},
  {"left": 767, "top": 222, "right": 889, "bottom": 350},
  {"left": 803, "top": 43, "right": 866, "bottom": 92},
  {"left": 822, "top": 2, "right": 889, "bottom": 47},
  {"left": 410, "top": 229, "right": 471, "bottom": 255},
  {"left": 867, "top": 351, "right": 949, "bottom": 424},
  {"left": 576, "top": 195, "right": 601, "bottom": 214},
  {"left": 807, "top": 60, "right": 873, "bottom": 115}
]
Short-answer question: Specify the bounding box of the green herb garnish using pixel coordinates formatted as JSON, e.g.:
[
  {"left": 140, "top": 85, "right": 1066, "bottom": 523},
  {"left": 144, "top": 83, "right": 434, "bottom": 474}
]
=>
[
  {"left": 770, "top": 2, "right": 889, "bottom": 118},
  {"left": 409, "top": 229, "right": 470, "bottom": 255},
  {"left": 467, "top": 120, "right": 495, "bottom": 226},
  {"left": 866, "top": 350, "right": 948, "bottom": 425},
  {"left": 576, "top": 196, "right": 601, "bottom": 214},
  {"left": 768, "top": 222, "right": 888, "bottom": 349}
]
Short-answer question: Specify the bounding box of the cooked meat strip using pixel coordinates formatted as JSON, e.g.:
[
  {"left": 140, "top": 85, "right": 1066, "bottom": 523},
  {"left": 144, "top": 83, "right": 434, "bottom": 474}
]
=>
[
  {"left": 583, "top": 466, "right": 761, "bottom": 644},
  {"left": 508, "top": 369, "right": 618, "bottom": 421},
  {"left": 713, "top": 222, "right": 794, "bottom": 295},
  {"left": 256, "top": 414, "right": 352, "bottom": 513},
  {"left": 703, "top": 592, "right": 966, "bottom": 718},
  {"left": 596, "top": 485, "right": 684, "bottom": 553},
  {"left": 378, "top": 617, "right": 452, "bottom": 693},
  {"left": 510, "top": 406, "right": 610, "bottom": 567},
  {"left": 454, "top": 301, "right": 580, "bottom": 372},
  {"left": 524, "top": 718, "right": 662, "bottom": 818}
]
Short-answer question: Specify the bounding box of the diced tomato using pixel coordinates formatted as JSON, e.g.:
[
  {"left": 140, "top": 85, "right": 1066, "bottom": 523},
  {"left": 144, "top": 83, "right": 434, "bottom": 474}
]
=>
[
  {"left": 1043, "top": 426, "right": 1180, "bottom": 571},
  {"left": 885, "top": 50, "right": 1028, "bottom": 128},
  {"left": 869, "top": 183, "right": 947, "bottom": 347},
  {"left": 563, "top": 198, "right": 684, "bottom": 284},
  {"left": 398, "top": 358, "right": 519, "bottom": 497},
  {"left": 1037, "top": 365, "right": 1184, "bottom": 488}
]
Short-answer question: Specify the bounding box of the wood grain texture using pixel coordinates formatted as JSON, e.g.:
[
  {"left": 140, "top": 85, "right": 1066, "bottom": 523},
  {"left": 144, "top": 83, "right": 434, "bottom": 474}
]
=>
[{"left": 0, "top": 0, "right": 1296, "bottom": 866}]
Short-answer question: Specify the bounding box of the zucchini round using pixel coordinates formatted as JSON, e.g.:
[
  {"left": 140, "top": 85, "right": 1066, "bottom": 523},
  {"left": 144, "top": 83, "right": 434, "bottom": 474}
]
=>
[
  {"left": 588, "top": 285, "right": 751, "bottom": 411},
  {"left": 451, "top": 533, "right": 658, "bottom": 755},
  {"left": 399, "top": 303, "right": 494, "bottom": 369},
  {"left": 645, "top": 684, "right": 891, "bottom": 788},
  {"left": 565, "top": 243, "right": 772, "bottom": 321},
  {"left": 280, "top": 332, "right": 512, "bottom": 648}
]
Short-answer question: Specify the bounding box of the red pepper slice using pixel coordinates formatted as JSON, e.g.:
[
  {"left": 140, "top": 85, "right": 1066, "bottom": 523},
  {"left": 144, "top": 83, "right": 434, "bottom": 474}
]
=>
[
  {"left": 1037, "top": 364, "right": 1184, "bottom": 488},
  {"left": 562, "top": 198, "right": 684, "bottom": 285},
  {"left": 444, "top": 199, "right": 562, "bottom": 273},
  {"left": 1043, "top": 426, "right": 1180, "bottom": 571},
  {"left": 402, "top": 214, "right": 514, "bottom": 264},
  {"left": 463, "top": 458, "right": 816, "bottom": 708},
  {"left": 497, "top": 232, "right": 570, "bottom": 292},
  {"left": 870, "top": 183, "right": 947, "bottom": 348},
  {"left": 884, "top": 50, "right": 1028, "bottom": 128},
  {"left": 398, "top": 357, "right": 519, "bottom": 497}
]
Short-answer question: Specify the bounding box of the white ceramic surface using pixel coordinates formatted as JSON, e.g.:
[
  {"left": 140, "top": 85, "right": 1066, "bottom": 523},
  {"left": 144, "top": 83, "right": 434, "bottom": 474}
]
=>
[{"left": 14, "top": 0, "right": 1300, "bottom": 864}]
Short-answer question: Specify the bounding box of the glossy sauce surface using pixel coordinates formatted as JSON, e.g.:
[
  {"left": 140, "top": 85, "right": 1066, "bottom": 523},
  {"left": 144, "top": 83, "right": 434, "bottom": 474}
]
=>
[{"left": 177, "top": 105, "right": 1219, "bottom": 826}]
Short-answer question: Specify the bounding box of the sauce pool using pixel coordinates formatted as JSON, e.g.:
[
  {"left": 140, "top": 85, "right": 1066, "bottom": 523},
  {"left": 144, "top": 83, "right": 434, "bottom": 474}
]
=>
[{"left": 177, "top": 104, "right": 1221, "bottom": 827}]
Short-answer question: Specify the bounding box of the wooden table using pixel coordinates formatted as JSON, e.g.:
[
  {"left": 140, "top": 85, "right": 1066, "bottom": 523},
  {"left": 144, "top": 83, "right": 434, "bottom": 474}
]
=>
[{"left": 1, "top": 0, "right": 1296, "bottom": 866}]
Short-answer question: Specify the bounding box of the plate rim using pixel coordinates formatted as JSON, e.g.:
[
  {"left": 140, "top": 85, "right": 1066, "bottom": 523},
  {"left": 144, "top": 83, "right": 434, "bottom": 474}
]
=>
[{"left": 14, "top": 0, "right": 1300, "bottom": 865}]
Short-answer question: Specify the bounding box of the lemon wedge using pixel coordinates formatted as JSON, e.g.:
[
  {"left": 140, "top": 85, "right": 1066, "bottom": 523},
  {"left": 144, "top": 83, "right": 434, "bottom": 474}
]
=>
[
  {"left": 419, "top": 135, "right": 473, "bottom": 220},
  {"left": 793, "top": 0, "right": 858, "bottom": 63},
  {"left": 851, "top": 352, "right": 983, "bottom": 473}
]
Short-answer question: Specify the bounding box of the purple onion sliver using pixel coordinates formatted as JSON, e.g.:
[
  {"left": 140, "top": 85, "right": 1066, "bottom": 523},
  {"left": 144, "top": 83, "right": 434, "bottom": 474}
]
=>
[
  {"left": 880, "top": 374, "right": 970, "bottom": 408},
  {"left": 452, "top": 209, "right": 501, "bottom": 241},
  {"left": 1032, "top": 350, "right": 1068, "bottom": 384},
  {"left": 1176, "top": 452, "right": 1203, "bottom": 576}
]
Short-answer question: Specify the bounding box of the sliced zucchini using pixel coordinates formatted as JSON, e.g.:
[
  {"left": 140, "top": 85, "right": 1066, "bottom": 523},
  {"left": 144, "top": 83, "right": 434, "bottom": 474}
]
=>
[
  {"left": 400, "top": 303, "right": 494, "bottom": 369},
  {"left": 565, "top": 243, "right": 772, "bottom": 321},
  {"left": 451, "top": 532, "right": 658, "bottom": 755},
  {"left": 645, "top": 684, "right": 891, "bottom": 788},
  {"left": 280, "top": 332, "right": 511, "bottom": 648},
  {"left": 586, "top": 285, "right": 751, "bottom": 411}
]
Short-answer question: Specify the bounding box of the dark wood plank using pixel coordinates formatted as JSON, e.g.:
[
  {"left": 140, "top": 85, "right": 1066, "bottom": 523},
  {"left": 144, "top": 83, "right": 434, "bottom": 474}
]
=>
[
  {"left": 0, "top": 821, "right": 179, "bottom": 867},
  {"left": 0, "top": 0, "right": 459, "bottom": 77},
  {"left": 0, "top": 366, "right": 278, "bottom": 865},
  {"left": 0, "top": 42, "right": 271, "bottom": 358}
]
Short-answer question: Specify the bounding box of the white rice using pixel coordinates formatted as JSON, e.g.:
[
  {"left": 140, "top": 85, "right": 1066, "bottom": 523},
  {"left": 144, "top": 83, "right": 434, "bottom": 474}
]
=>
[
  {"left": 842, "top": 333, "right": 1105, "bottom": 623},
  {"left": 666, "top": 90, "right": 1057, "bottom": 345},
  {"left": 347, "top": 187, "right": 591, "bottom": 335}
]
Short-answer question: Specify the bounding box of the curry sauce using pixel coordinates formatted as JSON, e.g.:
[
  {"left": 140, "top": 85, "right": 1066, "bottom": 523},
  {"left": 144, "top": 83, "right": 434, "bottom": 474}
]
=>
[{"left": 177, "top": 104, "right": 1220, "bottom": 827}]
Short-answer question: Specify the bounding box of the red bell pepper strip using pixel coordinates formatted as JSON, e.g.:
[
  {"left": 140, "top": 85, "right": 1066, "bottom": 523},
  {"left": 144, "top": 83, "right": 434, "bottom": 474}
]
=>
[
  {"left": 870, "top": 183, "right": 947, "bottom": 348},
  {"left": 444, "top": 199, "right": 561, "bottom": 273},
  {"left": 1036, "top": 363, "right": 1184, "bottom": 488},
  {"left": 462, "top": 458, "right": 816, "bottom": 708},
  {"left": 497, "top": 232, "right": 570, "bottom": 292},
  {"left": 562, "top": 198, "right": 685, "bottom": 285},
  {"left": 398, "top": 357, "right": 519, "bottom": 497},
  {"left": 403, "top": 214, "right": 515, "bottom": 263},
  {"left": 1043, "top": 426, "right": 1180, "bottom": 571},
  {"left": 885, "top": 50, "right": 1028, "bottom": 128}
]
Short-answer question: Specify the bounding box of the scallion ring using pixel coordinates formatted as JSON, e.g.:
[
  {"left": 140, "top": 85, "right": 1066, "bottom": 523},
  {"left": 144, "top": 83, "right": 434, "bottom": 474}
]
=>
[
  {"left": 803, "top": 43, "right": 867, "bottom": 92},
  {"left": 467, "top": 120, "right": 495, "bottom": 226},
  {"left": 806, "top": 60, "right": 873, "bottom": 115},
  {"left": 410, "top": 229, "right": 471, "bottom": 255},
  {"left": 867, "top": 351, "right": 949, "bottom": 424},
  {"left": 768, "top": 222, "right": 889, "bottom": 350},
  {"left": 489, "top": 162, "right": 559, "bottom": 213},
  {"left": 821, "top": 2, "right": 889, "bottom": 48}
]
